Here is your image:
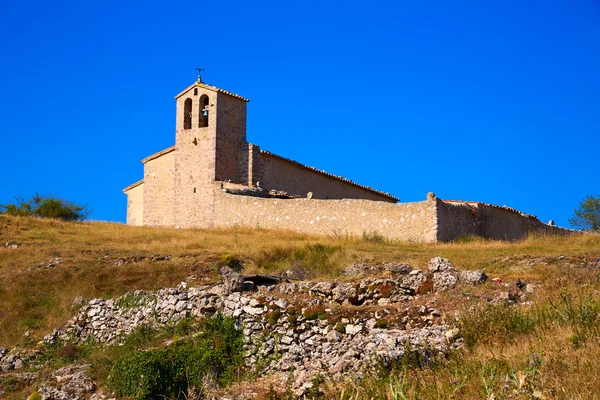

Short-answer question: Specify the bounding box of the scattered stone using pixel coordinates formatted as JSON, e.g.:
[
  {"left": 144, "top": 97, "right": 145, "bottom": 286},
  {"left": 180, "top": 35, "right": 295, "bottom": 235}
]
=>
[
  {"left": 427, "top": 257, "right": 456, "bottom": 272},
  {"left": 433, "top": 272, "right": 458, "bottom": 292},
  {"left": 401, "top": 270, "right": 428, "bottom": 293},
  {"left": 310, "top": 281, "right": 335, "bottom": 297},
  {"left": 221, "top": 266, "right": 245, "bottom": 294},
  {"left": 332, "top": 282, "right": 358, "bottom": 304},
  {"left": 38, "top": 364, "right": 95, "bottom": 400},
  {"left": 342, "top": 263, "right": 379, "bottom": 277},
  {"left": 384, "top": 263, "right": 413, "bottom": 275},
  {"left": 0, "top": 347, "right": 25, "bottom": 372},
  {"left": 151, "top": 255, "right": 172, "bottom": 262},
  {"left": 46, "top": 257, "right": 63, "bottom": 268},
  {"left": 459, "top": 270, "right": 487, "bottom": 284}
]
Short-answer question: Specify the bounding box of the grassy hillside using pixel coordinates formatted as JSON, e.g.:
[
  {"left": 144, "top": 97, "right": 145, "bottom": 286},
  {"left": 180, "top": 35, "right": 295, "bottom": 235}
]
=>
[{"left": 1, "top": 215, "right": 600, "bottom": 398}]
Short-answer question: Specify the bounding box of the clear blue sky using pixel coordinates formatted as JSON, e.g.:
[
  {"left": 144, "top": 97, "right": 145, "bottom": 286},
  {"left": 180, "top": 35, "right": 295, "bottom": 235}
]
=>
[{"left": 1, "top": 0, "right": 599, "bottom": 227}]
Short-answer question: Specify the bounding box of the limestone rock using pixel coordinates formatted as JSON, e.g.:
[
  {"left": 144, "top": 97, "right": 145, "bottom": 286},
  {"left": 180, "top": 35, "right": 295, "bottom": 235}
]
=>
[
  {"left": 310, "top": 281, "right": 335, "bottom": 297},
  {"left": 221, "top": 266, "right": 244, "bottom": 294},
  {"left": 433, "top": 272, "right": 458, "bottom": 291},
  {"left": 332, "top": 282, "right": 358, "bottom": 304},
  {"left": 427, "top": 257, "right": 456, "bottom": 272},
  {"left": 38, "top": 364, "right": 95, "bottom": 400},
  {"left": 384, "top": 263, "right": 413, "bottom": 275},
  {"left": 401, "top": 270, "right": 428, "bottom": 293},
  {"left": 459, "top": 270, "right": 487, "bottom": 285},
  {"left": 46, "top": 257, "right": 63, "bottom": 268}
]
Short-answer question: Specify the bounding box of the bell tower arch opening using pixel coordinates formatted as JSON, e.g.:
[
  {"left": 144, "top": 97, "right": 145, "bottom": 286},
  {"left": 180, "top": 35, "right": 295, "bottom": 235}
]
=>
[
  {"left": 199, "top": 95, "right": 209, "bottom": 128},
  {"left": 183, "top": 98, "right": 192, "bottom": 130}
]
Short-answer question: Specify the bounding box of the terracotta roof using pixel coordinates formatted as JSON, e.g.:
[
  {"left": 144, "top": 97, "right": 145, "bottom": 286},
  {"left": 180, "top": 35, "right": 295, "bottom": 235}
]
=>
[
  {"left": 259, "top": 149, "right": 399, "bottom": 202},
  {"left": 141, "top": 146, "right": 176, "bottom": 164},
  {"left": 123, "top": 179, "right": 144, "bottom": 193},
  {"left": 443, "top": 200, "right": 538, "bottom": 220},
  {"left": 174, "top": 81, "right": 249, "bottom": 102}
]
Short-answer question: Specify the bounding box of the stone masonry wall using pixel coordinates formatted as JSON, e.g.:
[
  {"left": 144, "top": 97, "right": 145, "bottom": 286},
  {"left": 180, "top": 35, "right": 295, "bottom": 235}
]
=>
[
  {"left": 436, "top": 199, "right": 571, "bottom": 242},
  {"left": 215, "top": 92, "right": 247, "bottom": 184},
  {"left": 436, "top": 200, "right": 481, "bottom": 241},
  {"left": 125, "top": 183, "right": 144, "bottom": 226},
  {"left": 143, "top": 151, "right": 175, "bottom": 226},
  {"left": 213, "top": 186, "right": 437, "bottom": 242},
  {"left": 173, "top": 87, "right": 219, "bottom": 228},
  {"left": 251, "top": 150, "right": 395, "bottom": 202}
]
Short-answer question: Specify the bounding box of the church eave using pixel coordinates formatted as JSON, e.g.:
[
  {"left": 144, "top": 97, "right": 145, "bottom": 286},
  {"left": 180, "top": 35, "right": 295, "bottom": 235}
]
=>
[
  {"left": 174, "top": 81, "right": 249, "bottom": 102},
  {"left": 123, "top": 179, "right": 144, "bottom": 193}
]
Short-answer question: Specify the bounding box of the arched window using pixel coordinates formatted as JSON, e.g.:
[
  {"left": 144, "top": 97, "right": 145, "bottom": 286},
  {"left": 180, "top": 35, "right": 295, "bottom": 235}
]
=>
[
  {"left": 199, "top": 95, "right": 209, "bottom": 128},
  {"left": 184, "top": 98, "right": 192, "bottom": 130}
]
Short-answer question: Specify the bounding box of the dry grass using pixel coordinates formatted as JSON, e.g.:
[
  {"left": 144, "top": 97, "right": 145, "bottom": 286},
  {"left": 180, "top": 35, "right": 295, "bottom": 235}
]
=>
[
  {"left": 1, "top": 215, "right": 600, "bottom": 398},
  {"left": 1, "top": 214, "right": 599, "bottom": 346}
]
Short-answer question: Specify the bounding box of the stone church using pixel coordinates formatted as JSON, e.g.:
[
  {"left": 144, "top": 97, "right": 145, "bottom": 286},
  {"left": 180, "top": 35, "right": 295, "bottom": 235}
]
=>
[
  {"left": 123, "top": 77, "right": 397, "bottom": 227},
  {"left": 123, "top": 77, "right": 566, "bottom": 242}
]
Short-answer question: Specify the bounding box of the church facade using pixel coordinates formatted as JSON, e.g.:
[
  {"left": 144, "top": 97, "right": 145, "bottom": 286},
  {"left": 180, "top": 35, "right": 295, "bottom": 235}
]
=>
[{"left": 123, "top": 78, "right": 567, "bottom": 242}]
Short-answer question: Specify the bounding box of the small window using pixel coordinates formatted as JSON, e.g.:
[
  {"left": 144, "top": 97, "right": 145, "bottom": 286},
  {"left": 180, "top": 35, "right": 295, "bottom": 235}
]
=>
[
  {"left": 199, "top": 95, "right": 209, "bottom": 128},
  {"left": 193, "top": 187, "right": 197, "bottom": 193},
  {"left": 184, "top": 98, "right": 192, "bottom": 130},
  {"left": 193, "top": 88, "right": 198, "bottom": 96}
]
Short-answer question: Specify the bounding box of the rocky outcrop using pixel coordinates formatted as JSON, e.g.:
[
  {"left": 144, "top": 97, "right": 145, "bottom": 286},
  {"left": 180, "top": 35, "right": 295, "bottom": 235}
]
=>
[
  {"left": 37, "top": 364, "right": 95, "bottom": 400},
  {"left": 37, "top": 258, "right": 489, "bottom": 397},
  {"left": 0, "top": 347, "right": 25, "bottom": 371}
]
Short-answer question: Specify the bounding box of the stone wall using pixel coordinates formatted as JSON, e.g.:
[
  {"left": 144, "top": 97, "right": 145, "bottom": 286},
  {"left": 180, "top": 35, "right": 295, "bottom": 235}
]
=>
[
  {"left": 142, "top": 150, "right": 175, "bottom": 226},
  {"left": 436, "top": 199, "right": 571, "bottom": 242},
  {"left": 215, "top": 93, "right": 247, "bottom": 184},
  {"left": 436, "top": 200, "right": 480, "bottom": 241},
  {"left": 250, "top": 148, "right": 396, "bottom": 202},
  {"left": 124, "top": 182, "right": 144, "bottom": 226},
  {"left": 173, "top": 86, "right": 219, "bottom": 228},
  {"left": 213, "top": 186, "right": 437, "bottom": 242}
]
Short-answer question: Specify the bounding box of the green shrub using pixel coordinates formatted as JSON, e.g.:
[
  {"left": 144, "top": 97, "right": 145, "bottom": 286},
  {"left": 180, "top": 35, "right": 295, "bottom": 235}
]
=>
[
  {"left": 266, "top": 309, "right": 282, "bottom": 326},
  {"left": 303, "top": 305, "right": 326, "bottom": 320},
  {"left": 220, "top": 253, "right": 244, "bottom": 271},
  {"left": 110, "top": 314, "right": 243, "bottom": 400},
  {"left": 0, "top": 194, "right": 90, "bottom": 221}
]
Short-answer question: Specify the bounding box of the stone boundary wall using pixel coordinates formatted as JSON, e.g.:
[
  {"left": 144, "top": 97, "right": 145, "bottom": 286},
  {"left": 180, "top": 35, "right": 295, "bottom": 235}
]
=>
[
  {"left": 213, "top": 187, "right": 437, "bottom": 242},
  {"left": 436, "top": 199, "right": 572, "bottom": 242}
]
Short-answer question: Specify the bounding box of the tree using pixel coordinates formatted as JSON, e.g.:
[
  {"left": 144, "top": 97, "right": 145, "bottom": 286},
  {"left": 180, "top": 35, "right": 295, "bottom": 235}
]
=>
[
  {"left": 569, "top": 195, "right": 600, "bottom": 232},
  {"left": 0, "top": 194, "right": 90, "bottom": 221}
]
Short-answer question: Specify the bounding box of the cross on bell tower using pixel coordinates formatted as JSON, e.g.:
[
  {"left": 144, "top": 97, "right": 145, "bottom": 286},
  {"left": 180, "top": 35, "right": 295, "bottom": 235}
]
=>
[{"left": 195, "top": 67, "right": 205, "bottom": 83}]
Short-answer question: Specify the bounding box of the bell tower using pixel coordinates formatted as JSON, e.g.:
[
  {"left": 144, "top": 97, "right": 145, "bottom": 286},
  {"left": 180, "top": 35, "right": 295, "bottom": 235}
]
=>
[{"left": 172, "top": 73, "right": 249, "bottom": 227}]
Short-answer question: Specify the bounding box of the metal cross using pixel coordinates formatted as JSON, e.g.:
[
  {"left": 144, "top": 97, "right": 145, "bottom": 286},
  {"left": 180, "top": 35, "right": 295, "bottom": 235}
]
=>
[{"left": 195, "top": 67, "right": 205, "bottom": 82}]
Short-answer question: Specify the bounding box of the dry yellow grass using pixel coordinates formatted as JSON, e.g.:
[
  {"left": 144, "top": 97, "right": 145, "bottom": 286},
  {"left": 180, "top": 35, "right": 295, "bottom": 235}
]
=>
[
  {"left": 0, "top": 214, "right": 599, "bottom": 347},
  {"left": 2, "top": 215, "right": 600, "bottom": 399}
]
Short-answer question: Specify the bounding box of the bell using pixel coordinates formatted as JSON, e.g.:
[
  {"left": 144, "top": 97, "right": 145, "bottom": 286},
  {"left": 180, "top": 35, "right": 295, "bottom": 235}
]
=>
[{"left": 202, "top": 109, "right": 208, "bottom": 118}]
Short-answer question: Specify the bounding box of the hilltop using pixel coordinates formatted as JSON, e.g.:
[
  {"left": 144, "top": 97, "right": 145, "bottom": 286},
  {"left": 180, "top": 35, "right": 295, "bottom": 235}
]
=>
[{"left": 0, "top": 215, "right": 599, "bottom": 399}]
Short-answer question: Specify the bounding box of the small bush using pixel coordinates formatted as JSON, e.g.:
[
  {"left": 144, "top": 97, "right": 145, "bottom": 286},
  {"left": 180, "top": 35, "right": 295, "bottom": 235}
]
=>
[
  {"left": 220, "top": 253, "right": 244, "bottom": 271},
  {"left": 303, "top": 305, "right": 326, "bottom": 320},
  {"left": 375, "top": 319, "right": 389, "bottom": 329},
  {"left": 110, "top": 314, "right": 243, "bottom": 400},
  {"left": 0, "top": 194, "right": 90, "bottom": 221},
  {"left": 266, "top": 310, "right": 282, "bottom": 326}
]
